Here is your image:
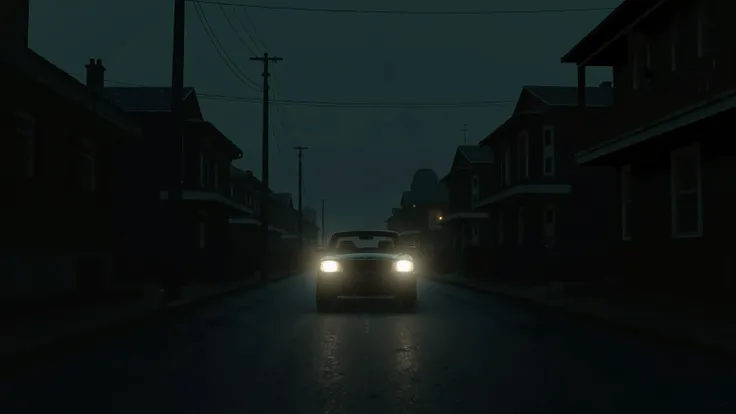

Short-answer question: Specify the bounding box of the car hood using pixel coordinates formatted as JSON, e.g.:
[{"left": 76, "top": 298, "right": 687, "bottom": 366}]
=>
[{"left": 321, "top": 253, "right": 411, "bottom": 261}]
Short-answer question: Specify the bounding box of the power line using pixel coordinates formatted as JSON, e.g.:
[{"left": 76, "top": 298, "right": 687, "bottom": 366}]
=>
[
  {"left": 192, "top": 2, "right": 260, "bottom": 90},
  {"left": 239, "top": 5, "right": 267, "bottom": 50},
  {"left": 218, "top": 4, "right": 259, "bottom": 56},
  {"left": 188, "top": 1, "right": 614, "bottom": 16}
]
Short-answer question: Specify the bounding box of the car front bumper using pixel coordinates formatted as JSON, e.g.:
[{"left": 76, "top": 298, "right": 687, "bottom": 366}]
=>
[{"left": 317, "top": 272, "right": 416, "bottom": 297}]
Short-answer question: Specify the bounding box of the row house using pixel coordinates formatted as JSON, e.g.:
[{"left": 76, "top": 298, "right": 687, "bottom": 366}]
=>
[
  {"left": 472, "top": 84, "right": 618, "bottom": 281},
  {"left": 561, "top": 0, "right": 736, "bottom": 298},
  {"left": 89, "top": 60, "right": 249, "bottom": 284},
  {"left": 0, "top": 48, "right": 142, "bottom": 303},
  {"left": 439, "top": 145, "right": 496, "bottom": 251}
]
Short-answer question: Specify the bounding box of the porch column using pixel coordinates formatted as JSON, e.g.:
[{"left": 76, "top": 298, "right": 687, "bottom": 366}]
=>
[{"left": 577, "top": 65, "right": 587, "bottom": 108}]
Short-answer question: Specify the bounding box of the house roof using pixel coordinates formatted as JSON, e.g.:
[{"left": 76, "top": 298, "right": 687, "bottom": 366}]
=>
[
  {"left": 560, "top": 0, "right": 665, "bottom": 64},
  {"left": 523, "top": 85, "right": 613, "bottom": 107},
  {"left": 103, "top": 86, "right": 196, "bottom": 112},
  {"left": 1, "top": 48, "right": 140, "bottom": 136},
  {"left": 272, "top": 192, "right": 292, "bottom": 207},
  {"left": 185, "top": 119, "right": 243, "bottom": 159},
  {"left": 458, "top": 145, "right": 494, "bottom": 164}
]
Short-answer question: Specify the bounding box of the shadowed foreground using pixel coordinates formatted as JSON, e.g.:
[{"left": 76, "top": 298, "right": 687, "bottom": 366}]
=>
[{"left": 1, "top": 274, "right": 735, "bottom": 413}]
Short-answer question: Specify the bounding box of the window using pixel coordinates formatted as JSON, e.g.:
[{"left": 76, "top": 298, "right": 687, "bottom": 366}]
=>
[
  {"left": 199, "top": 152, "right": 206, "bottom": 186},
  {"left": 544, "top": 205, "right": 556, "bottom": 247},
  {"left": 213, "top": 163, "right": 219, "bottom": 191},
  {"left": 471, "top": 175, "right": 480, "bottom": 202},
  {"left": 621, "top": 165, "right": 633, "bottom": 241},
  {"left": 503, "top": 142, "right": 511, "bottom": 185},
  {"left": 517, "top": 206, "right": 525, "bottom": 245},
  {"left": 498, "top": 210, "right": 504, "bottom": 244},
  {"left": 670, "top": 144, "right": 702, "bottom": 237},
  {"left": 517, "top": 131, "right": 529, "bottom": 178},
  {"left": 542, "top": 126, "right": 555, "bottom": 176},
  {"left": 471, "top": 223, "right": 480, "bottom": 246},
  {"left": 16, "top": 111, "right": 36, "bottom": 177},
  {"left": 78, "top": 138, "right": 96, "bottom": 192}
]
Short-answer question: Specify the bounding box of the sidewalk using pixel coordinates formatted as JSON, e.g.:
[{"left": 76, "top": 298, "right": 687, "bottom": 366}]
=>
[
  {"left": 1, "top": 271, "right": 298, "bottom": 368},
  {"left": 427, "top": 272, "right": 736, "bottom": 355}
]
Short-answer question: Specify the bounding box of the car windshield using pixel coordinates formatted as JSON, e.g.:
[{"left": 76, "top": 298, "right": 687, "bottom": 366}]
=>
[{"left": 334, "top": 236, "right": 396, "bottom": 253}]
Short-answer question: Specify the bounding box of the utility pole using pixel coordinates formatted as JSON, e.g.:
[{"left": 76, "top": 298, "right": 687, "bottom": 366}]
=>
[
  {"left": 251, "top": 53, "right": 282, "bottom": 283},
  {"left": 293, "top": 145, "right": 308, "bottom": 264},
  {"left": 462, "top": 123, "right": 468, "bottom": 144},
  {"left": 321, "top": 198, "right": 326, "bottom": 247},
  {"left": 168, "top": 0, "right": 186, "bottom": 299}
]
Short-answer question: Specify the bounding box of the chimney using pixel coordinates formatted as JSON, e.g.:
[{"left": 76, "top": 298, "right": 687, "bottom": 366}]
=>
[
  {"left": 85, "top": 58, "right": 106, "bottom": 90},
  {"left": 599, "top": 81, "right": 613, "bottom": 88},
  {"left": 1, "top": 0, "right": 30, "bottom": 49}
]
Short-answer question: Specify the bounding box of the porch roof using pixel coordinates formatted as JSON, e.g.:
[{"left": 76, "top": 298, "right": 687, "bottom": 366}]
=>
[{"left": 576, "top": 87, "right": 736, "bottom": 165}]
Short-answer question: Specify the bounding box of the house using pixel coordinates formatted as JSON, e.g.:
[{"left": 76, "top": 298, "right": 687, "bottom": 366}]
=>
[
  {"left": 439, "top": 145, "right": 497, "bottom": 249},
  {"left": 89, "top": 60, "right": 249, "bottom": 284},
  {"left": 473, "top": 84, "right": 617, "bottom": 282},
  {"left": 0, "top": 9, "right": 143, "bottom": 304},
  {"left": 560, "top": 0, "right": 736, "bottom": 299}
]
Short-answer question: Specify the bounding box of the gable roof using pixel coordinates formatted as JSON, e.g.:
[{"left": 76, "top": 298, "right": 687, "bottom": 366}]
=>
[
  {"left": 561, "top": 1, "right": 662, "bottom": 65},
  {"left": 457, "top": 145, "right": 494, "bottom": 164},
  {"left": 103, "top": 86, "right": 196, "bottom": 112},
  {"left": 1, "top": 48, "right": 140, "bottom": 136},
  {"left": 522, "top": 85, "right": 613, "bottom": 107},
  {"left": 272, "top": 192, "right": 292, "bottom": 206}
]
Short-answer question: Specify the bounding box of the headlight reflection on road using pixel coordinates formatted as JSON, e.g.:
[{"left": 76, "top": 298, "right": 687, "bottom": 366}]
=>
[
  {"left": 395, "top": 260, "right": 414, "bottom": 273},
  {"left": 320, "top": 260, "right": 341, "bottom": 273}
]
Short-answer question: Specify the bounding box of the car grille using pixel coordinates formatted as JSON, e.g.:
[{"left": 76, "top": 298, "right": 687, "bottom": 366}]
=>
[{"left": 341, "top": 259, "right": 394, "bottom": 274}]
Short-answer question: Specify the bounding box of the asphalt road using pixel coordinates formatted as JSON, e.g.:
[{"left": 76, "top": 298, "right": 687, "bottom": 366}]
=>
[{"left": 2, "top": 274, "right": 735, "bottom": 414}]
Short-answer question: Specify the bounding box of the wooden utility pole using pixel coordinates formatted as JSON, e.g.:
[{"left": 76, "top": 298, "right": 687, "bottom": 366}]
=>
[
  {"left": 250, "top": 53, "right": 282, "bottom": 283},
  {"left": 293, "top": 146, "right": 308, "bottom": 264},
  {"left": 168, "top": 0, "right": 186, "bottom": 299}
]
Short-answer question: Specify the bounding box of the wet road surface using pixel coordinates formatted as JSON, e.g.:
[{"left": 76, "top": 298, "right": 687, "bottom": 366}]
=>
[{"left": 2, "top": 274, "right": 735, "bottom": 413}]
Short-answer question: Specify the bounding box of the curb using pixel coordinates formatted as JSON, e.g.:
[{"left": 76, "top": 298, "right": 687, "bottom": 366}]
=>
[
  {"left": 425, "top": 275, "right": 736, "bottom": 358},
  {"left": 1, "top": 272, "right": 301, "bottom": 374}
]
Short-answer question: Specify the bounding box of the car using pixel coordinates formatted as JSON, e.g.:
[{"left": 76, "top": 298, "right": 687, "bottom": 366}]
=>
[{"left": 316, "top": 230, "right": 418, "bottom": 312}]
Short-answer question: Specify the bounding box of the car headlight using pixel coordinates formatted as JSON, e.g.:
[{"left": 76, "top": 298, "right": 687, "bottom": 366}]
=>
[
  {"left": 319, "top": 260, "right": 341, "bottom": 273},
  {"left": 395, "top": 259, "right": 414, "bottom": 273}
]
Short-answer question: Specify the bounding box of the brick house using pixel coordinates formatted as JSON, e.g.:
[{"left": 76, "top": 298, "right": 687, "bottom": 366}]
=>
[
  {"left": 91, "top": 61, "right": 249, "bottom": 284},
  {"left": 437, "top": 145, "right": 497, "bottom": 275},
  {"left": 561, "top": 0, "right": 736, "bottom": 299},
  {"left": 0, "top": 47, "right": 142, "bottom": 302},
  {"left": 439, "top": 145, "right": 496, "bottom": 249},
  {"left": 473, "top": 84, "right": 617, "bottom": 282}
]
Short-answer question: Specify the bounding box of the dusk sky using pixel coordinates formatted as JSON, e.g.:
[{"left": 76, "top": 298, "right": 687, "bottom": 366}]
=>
[{"left": 29, "top": 0, "right": 616, "bottom": 233}]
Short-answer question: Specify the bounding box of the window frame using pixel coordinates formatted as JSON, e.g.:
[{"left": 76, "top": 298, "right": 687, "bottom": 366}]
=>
[
  {"left": 471, "top": 174, "right": 480, "bottom": 202},
  {"left": 670, "top": 143, "right": 703, "bottom": 238},
  {"left": 517, "top": 130, "right": 529, "bottom": 179},
  {"left": 542, "top": 126, "right": 555, "bottom": 176}
]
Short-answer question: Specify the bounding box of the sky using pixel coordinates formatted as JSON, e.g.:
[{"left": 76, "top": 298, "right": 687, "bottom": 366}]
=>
[{"left": 29, "top": 0, "right": 617, "bottom": 233}]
